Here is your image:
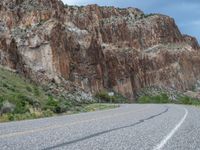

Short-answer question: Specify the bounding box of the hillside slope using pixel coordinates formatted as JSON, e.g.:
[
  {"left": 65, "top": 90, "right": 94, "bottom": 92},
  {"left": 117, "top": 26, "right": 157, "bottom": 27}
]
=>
[{"left": 0, "top": 66, "right": 117, "bottom": 122}]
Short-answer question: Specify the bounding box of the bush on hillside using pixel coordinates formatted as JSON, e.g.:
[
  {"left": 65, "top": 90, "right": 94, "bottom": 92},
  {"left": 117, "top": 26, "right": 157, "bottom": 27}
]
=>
[
  {"left": 176, "top": 96, "right": 200, "bottom": 105},
  {"left": 138, "top": 93, "right": 170, "bottom": 104}
]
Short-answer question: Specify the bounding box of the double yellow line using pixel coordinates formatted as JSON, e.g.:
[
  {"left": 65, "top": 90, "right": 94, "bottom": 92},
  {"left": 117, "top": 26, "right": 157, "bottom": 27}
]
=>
[{"left": 0, "top": 105, "right": 150, "bottom": 138}]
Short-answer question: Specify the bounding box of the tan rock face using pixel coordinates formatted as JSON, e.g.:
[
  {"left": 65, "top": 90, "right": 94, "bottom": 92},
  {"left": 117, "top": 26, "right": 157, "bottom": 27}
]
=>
[{"left": 0, "top": 0, "right": 200, "bottom": 100}]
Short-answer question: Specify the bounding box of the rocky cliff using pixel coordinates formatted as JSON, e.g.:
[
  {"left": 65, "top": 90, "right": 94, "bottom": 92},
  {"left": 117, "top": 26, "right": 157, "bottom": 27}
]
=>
[{"left": 0, "top": 0, "right": 200, "bottom": 100}]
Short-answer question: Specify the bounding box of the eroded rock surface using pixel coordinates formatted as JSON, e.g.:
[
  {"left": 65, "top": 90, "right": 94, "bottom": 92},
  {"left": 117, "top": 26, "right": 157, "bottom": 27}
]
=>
[{"left": 0, "top": 0, "right": 200, "bottom": 100}]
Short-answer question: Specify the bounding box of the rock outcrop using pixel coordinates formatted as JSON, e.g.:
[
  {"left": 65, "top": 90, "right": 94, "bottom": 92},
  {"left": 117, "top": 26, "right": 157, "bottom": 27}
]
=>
[{"left": 0, "top": 0, "right": 200, "bottom": 100}]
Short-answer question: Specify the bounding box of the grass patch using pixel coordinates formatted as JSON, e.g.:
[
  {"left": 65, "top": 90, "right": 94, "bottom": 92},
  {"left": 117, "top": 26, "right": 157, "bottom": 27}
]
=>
[
  {"left": 0, "top": 103, "right": 118, "bottom": 122},
  {"left": 138, "top": 93, "right": 200, "bottom": 106},
  {"left": 138, "top": 93, "right": 170, "bottom": 104},
  {"left": 0, "top": 68, "right": 118, "bottom": 122},
  {"left": 0, "top": 67, "right": 53, "bottom": 122},
  {"left": 70, "top": 103, "right": 118, "bottom": 113},
  {"left": 176, "top": 96, "right": 200, "bottom": 105}
]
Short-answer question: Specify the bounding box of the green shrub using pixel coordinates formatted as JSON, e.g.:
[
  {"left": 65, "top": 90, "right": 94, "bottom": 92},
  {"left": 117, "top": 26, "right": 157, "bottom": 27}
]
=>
[
  {"left": 58, "top": 101, "right": 70, "bottom": 113},
  {"left": 0, "top": 96, "right": 4, "bottom": 109},
  {"left": 33, "top": 86, "right": 40, "bottom": 96},
  {"left": 2, "top": 83, "right": 9, "bottom": 88},
  {"left": 139, "top": 13, "right": 155, "bottom": 19},
  {"left": 42, "top": 110, "right": 54, "bottom": 117},
  {"left": 9, "top": 94, "right": 29, "bottom": 114},
  {"left": 4, "top": 84, "right": 16, "bottom": 92},
  {"left": 153, "top": 93, "right": 169, "bottom": 103},
  {"left": 8, "top": 114, "right": 14, "bottom": 121},
  {"left": 138, "top": 96, "right": 151, "bottom": 103},
  {"left": 7, "top": 113, "right": 37, "bottom": 121},
  {"left": 16, "top": 94, "right": 30, "bottom": 102},
  {"left": 138, "top": 93, "right": 170, "bottom": 104},
  {"left": 96, "top": 91, "right": 111, "bottom": 103},
  {"left": 178, "top": 96, "right": 192, "bottom": 105},
  {"left": 13, "top": 101, "right": 29, "bottom": 114},
  {"left": 177, "top": 96, "right": 200, "bottom": 105},
  {"left": 26, "top": 86, "right": 32, "bottom": 92},
  {"left": 138, "top": 93, "right": 200, "bottom": 105},
  {"left": 26, "top": 97, "right": 40, "bottom": 107},
  {"left": 44, "top": 96, "right": 62, "bottom": 113}
]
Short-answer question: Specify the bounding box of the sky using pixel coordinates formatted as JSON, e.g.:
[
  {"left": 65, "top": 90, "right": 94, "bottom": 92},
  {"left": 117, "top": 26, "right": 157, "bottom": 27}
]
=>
[{"left": 62, "top": 0, "right": 200, "bottom": 43}]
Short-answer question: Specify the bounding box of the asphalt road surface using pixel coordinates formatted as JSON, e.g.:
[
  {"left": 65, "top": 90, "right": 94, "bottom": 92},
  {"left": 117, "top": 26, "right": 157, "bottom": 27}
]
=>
[{"left": 0, "top": 104, "right": 200, "bottom": 150}]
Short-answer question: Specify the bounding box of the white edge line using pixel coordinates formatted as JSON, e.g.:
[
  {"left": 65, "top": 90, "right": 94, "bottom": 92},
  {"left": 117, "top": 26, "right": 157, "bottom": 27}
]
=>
[{"left": 153, "top": 108, "right": 188, "bottom": 150}]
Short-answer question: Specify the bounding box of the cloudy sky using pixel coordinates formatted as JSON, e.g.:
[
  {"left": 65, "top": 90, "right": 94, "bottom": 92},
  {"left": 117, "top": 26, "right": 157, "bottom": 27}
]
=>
[{"left": 62, "top": 0, "right": 200, "bottom": 43}]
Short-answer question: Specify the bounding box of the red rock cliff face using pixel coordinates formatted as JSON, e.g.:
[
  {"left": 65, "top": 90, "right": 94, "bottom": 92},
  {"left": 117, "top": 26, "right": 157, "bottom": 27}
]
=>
[{"left": 0, "top": 0, "right": 200, "bottom": 100}]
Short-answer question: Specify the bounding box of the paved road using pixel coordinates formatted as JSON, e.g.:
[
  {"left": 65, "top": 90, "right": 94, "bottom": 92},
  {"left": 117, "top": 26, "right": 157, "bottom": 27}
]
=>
[{"left": 0, "top": 104, "right": 200, "bottom": 150}]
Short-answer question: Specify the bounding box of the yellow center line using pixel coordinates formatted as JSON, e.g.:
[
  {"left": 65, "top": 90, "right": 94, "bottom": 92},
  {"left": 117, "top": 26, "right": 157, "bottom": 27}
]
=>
[{"left": 0, "top": 105, "right": 151, "bottom": 138}]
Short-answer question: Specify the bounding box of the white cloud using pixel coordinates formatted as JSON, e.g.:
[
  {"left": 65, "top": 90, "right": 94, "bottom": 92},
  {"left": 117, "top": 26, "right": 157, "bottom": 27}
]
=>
[{"left": 62, "top": 0, "right": 77, "bottom": 5}]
